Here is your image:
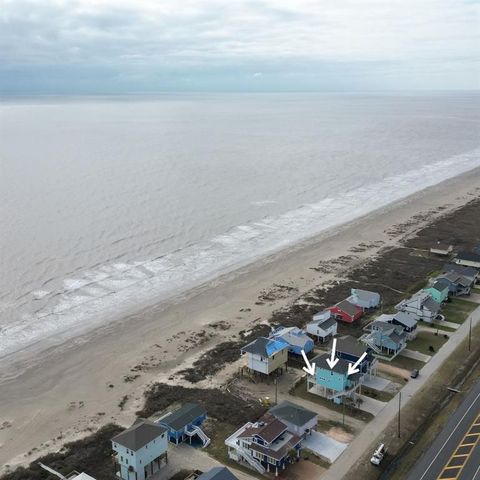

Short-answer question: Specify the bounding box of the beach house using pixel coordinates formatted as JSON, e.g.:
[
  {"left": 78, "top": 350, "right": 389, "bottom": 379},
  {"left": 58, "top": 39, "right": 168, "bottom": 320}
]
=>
[
  {"left": 454, "top": 251, "right": 480, "bottom": 269},
  {"left": 362, "top": 321, "right": 407, "bottom": 357},
  {"left": 375, "top": 312, "right": 418, "bottom": 340},
  {"left": 158, "top": 403, "right": 209, "bottom": 447},
  {"left": 306, "top": 310, "right": 337, "bottom": 343},
  {"left": 270, "top": 326, "right": 314, "bottom": 355},
  {"left": 430, "top": 242, "right": 453, "bottom": 256},
  {"left": 39, "top": 464, "right": 97, "bottom": 480},
  {"left": 347, "top": 288, "right": 381, "bottom": 310},
  {"left": 423, "top": 279, "right": 450, "bottom": 304},
  {"left": 437, "top": 272, "right": 473, "bottom": 296},
  {"left": 112, "top": 418, "right": 168, "bottom": 480},
  {"left": 268, "top": 400, "right": 317, "bottom": 439},
  {"left": 442, "top": 263, "right": 479, "bottom": 284},
  {"left": 334, "top": 335, "right": 376, "bottom": 375},
  {"left": 241, "top": 337, "right": 289, "bottom": 375},
  {"left": 329, "top": 300, "right": 363, "bottom": 323},
  {"left": 395, "top": 291, "right": 441, "bottom": 323},
  {"left": 307, "top": 353, "right": 363, "bottom": 405},
  {"left": 225, "top": 414, "right": 302, "bottom": 476}
]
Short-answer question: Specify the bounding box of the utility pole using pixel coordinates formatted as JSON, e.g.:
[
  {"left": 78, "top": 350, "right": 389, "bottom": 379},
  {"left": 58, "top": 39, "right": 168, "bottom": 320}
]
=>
[
  {"left": 342, "top": 400, "right": 345, "bottom": 427},
  {"left": 275, "top": 378, "right": 278, "bottom": 405},
  {"left": 469, "top": 316, "right": 472, "bottom": 353},
  {"left": 397, "top": 392, "right": 401, "bottom": 438}
]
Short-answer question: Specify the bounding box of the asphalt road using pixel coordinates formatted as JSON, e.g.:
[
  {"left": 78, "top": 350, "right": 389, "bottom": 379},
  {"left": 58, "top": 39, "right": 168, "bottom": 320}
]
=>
[{"left": 406, "top": 379, "right": 480, "bottom": 480}]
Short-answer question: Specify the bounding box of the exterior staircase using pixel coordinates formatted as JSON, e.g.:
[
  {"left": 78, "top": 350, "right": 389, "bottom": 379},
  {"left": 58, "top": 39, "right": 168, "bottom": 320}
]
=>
[{"left": 185, "top": 425, "right": 211, "bottom": 447}]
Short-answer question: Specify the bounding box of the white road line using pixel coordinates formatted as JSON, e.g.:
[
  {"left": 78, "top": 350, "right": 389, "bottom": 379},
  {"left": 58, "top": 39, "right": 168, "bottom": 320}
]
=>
[
  {"left": 418, "top": 390, "right": 480, "bottom": 480},
  {"left": 473, "top": 464, "right": 480, "bottom": 480}
]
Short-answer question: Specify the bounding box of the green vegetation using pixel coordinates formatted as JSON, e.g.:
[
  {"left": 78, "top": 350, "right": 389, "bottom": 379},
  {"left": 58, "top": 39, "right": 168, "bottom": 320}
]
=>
[
  {"left": 389, "top": 355, "right": 425, "bottom": 373},
  {"left": 407, "top": 331, "right": 448, "bottom": 356},
  {"left": 442, "top": 297, "right": 477, "bottom": 324},
  {"left": 361, "top": 386, "right": 395, "bottom": 403}
]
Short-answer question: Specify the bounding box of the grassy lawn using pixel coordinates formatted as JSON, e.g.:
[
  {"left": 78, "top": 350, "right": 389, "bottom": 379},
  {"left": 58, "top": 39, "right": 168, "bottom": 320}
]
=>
[
  {"left": 361, "top": 386, "right": 395, "bottom": 403},
  {"left": 442, "top": 297, "right": 478, "bottom": 324},
  {"left": 407, "top": 331, "right": 448, "bottom": 356},
  {"left": 389, "top": 355, "right": 425, "bottom": 372},
  {"left": 290, "top": 378, "right": 374, "bottom": 422}
]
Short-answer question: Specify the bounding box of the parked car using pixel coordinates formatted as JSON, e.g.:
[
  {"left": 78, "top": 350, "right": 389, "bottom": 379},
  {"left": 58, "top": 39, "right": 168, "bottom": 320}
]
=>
[
  {"left": 435, "top": 314, "right": 445, "bottom": 322},
  {"left": 370, "top": 443, "right": 386, "bottom": 465},
  {"left": 411, "top": 368, "right": 419, "bottom": 378}
]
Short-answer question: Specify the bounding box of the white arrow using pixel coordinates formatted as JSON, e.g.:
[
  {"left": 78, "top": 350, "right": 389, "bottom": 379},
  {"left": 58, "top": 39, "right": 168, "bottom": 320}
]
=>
[
  {"left": 326, "top": 338, "right": 339, "bottom": 370},
  {"left": 301, "top": 349, "right": 316, "bottom": 376},
  {"left": 347, "top": 352, "right": 368, "bottom": 376}
]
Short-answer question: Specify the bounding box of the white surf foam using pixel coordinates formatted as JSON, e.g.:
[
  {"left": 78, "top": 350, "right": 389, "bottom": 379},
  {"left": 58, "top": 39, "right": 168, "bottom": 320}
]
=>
[{"left": 1, "top": 148, "right": 480, "bottom": 359}]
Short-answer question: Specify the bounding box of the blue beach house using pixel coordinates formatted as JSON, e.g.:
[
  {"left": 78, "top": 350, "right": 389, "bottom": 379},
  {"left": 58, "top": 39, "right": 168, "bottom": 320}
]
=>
[
  {"left": 159, "top": 403, "right": 210, "bottom": 447},
  {"left": 112, "top": 418, "right": 168, "bottom": 480},
  {"left": 270, "top": 326, "right": 314, "bottom": 355},
  {"left": 307, "top": 353, "right": 362, "bottom": 405},
  {"left": 334, "top": 335, "right": 374, "bottom": 375},
  {"left": 424, "top": 279, "right": 450, "bottom": 304}
]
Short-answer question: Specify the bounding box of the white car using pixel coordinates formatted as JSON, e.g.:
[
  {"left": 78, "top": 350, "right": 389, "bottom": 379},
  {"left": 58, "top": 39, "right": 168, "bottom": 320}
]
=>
[{"left": 370, "top": 443, "right": 386, "bottom": 465}]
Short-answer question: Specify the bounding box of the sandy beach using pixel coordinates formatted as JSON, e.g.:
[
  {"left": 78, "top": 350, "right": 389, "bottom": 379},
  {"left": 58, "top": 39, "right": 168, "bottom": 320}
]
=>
[{"left": 1, "top": 168, "right": 480, "bottom": 472}]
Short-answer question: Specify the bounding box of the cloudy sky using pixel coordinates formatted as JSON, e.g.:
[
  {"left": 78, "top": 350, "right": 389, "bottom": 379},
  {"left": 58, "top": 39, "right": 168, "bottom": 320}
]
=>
[{"left": 0, "top": 0, "right": 479, "bottom": 93}]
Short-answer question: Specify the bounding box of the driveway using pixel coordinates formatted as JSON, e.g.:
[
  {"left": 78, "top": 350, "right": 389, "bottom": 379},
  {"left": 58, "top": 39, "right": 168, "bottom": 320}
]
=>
[
  {"left": 362, "top": 376, "right": 391, "bottom": 391},
  {"left": 358, "top": 395, "right": 387, "bottom": 415},
  {"left": 303, "top": 430, "right": 348, "bottom": 462},
  {"left": 400, "top": 349, "right": 432, "bottom": 362}
]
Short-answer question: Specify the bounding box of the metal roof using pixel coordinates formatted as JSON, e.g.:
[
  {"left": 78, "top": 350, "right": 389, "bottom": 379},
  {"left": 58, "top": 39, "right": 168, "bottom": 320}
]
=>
[
  {"left": 112, "top": 418, "right": 166, "bottom": 451},
  {"left": 196, "top": 467, "right": 239, "bottom": 480},
  {"left": 443, "top": 263, "right": 478, "bottom": 279},
  {"left": 160, "top": 403, "right": 206, "bottom": 431},
  {"left": 269, "top": 400, "right": 317, "bottom": 427},
  {"left": 241, "top": 337, "right": 289, "bottom": 357},
  {"left": 393, "top": 311, "right": 417, "bottom": 328},
  {"left": 334, "top": 300, "right": 361, "bottom": 317},
  {"left": 456, "top": 251, "right": 480, "bottom": 263},
  {"left": 334, "top": 335, "right": 368, "bottom": 357}
]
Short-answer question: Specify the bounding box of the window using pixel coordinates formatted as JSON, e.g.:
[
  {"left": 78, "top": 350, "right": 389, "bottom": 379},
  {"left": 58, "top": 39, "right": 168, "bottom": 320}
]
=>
[
  {"left": 126, "top": 459, "right": 129, "bottom": 465},
  {"left": 120, "top": 456, "right": 123, "bottom": 462}
]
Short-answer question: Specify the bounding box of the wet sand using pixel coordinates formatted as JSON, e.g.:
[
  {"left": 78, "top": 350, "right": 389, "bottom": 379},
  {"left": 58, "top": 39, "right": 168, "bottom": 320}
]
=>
[{"left": 1, "top": 168, "right": 479, "bottom": 472}]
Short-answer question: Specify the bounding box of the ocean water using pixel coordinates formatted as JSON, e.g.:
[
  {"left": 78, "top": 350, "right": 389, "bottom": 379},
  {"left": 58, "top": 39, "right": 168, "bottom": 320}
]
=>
[{"left": 1, "top": 93, "right": 480, "bottom": 360}]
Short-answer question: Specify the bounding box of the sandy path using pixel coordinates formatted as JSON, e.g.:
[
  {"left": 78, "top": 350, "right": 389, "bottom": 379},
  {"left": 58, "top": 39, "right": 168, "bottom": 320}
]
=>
[{"left": 0, "top": 168, "right": 479, "bottom": 472}]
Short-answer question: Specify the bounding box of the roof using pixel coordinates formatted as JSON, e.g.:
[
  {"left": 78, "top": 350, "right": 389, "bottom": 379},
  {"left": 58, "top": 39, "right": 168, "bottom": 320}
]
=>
[
  {"left": 112, "top": 418, "right": 166, "bottom": 451},
  {"left": 370, "top": 321, "right": 395, "bottom": 332},
  {"left": 311, "top": 353, "right": 360, "bottom": 381},
  {"left": 456, "top": 251, "right": 480, "bottom": 263},
  {"left": 269, "top": 400, "right": 317, "bottom": 427},
  {"left": 392, "top": 311, "right": 417, "bottom": 329},
  {"left": 241, "top": 337, "right": 289, "bottom": 357},
  {"left": 239, "top": 416, "right": 288, "bottom": 443},
  {"left": 350, "top": 289, "right": 380, "bottom": 302},
  {"left": 312, "top": 310, "right": 331, "bottom": 322},
  {"left": 310, "top": 316, "right": 337, "bottom": 330},
  {"left": 160, "top": 403, "right": 206, "bottom": 431},
  {"left": 423, "top": 296, "right": 441, "bottom": 314},
  {"left": 334, "top": 335, "right": 368, "bottom": 357},
  {"left": 389, "top": 331, "right": 406, "bottom": 346},
  {"left": 440, "top": 272, "right": 472, "bottom": 287},
  {"left": 430, "top": 243, "right": 452, "bottom": 252},
  {"left": 248, "top": 432, "right": 302, "bottom": 461},
  {"left": 71, "top": 474, "right": 96, "bottom": 480},
  {"left": 272, "top": 327, "right": 313, "bottom": 349},
  {"left": 430, "top": 279, "right": 450, "bottom": 293},
  {"left": 442, "top": 263, "right": 478, "bottom": 279},
  {"left": 334, "top": 300, "right": 361, "bottom": 317},
  {"left": 196, "top": 467, "right": 238, "bottom": 480}
]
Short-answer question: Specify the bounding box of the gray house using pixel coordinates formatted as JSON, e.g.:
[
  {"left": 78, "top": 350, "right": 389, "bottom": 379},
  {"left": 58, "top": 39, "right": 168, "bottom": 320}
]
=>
[
  {"left": 437, "top": 272, "right": 473, "bottom": 296},
  {"left": 442, "top": 263, "right": 479, "bottom": 284},
  {"left": 347, "top": 288, "right": 381, "bottom": 310},
  {"left": 268, "top": 400, "right": 317, "bottom": 439}
]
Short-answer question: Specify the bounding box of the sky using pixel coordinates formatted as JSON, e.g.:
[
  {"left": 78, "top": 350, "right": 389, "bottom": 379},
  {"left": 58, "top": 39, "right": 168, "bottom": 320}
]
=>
[{"left": 0, "top": 0, "right": 479, "bottom": 94}]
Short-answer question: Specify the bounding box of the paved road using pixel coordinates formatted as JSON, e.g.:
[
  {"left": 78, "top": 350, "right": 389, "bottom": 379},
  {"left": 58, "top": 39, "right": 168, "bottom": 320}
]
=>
[
  {"left": 406, "top": 380, "right": 480, "bottom": 480},
  {"left": 319, "top": 303, "right": 480, "bottom": 480}
]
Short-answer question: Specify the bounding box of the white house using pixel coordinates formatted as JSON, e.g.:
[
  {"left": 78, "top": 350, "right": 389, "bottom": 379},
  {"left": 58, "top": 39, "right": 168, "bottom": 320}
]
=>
[
  {"left": 241, "top": 337, "right": 289, "bottom": 375},
  {"left": 307, "top": 310, "right": 337, "bottom": 342},
  {"left": 430, "top": 242, "right": 453, "bottom": 256},
  {"left": 395, "top": 291, "right": 441, "bottom": 323}
]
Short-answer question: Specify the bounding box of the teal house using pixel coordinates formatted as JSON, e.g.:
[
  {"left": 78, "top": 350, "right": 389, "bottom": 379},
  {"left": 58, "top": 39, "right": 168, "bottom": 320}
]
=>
[
  {"left": 307, "top": 353, "right": 362, "bottom": 405},
  {"left": 424, "top": 279, "right": 449, "bottom": 304}
]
